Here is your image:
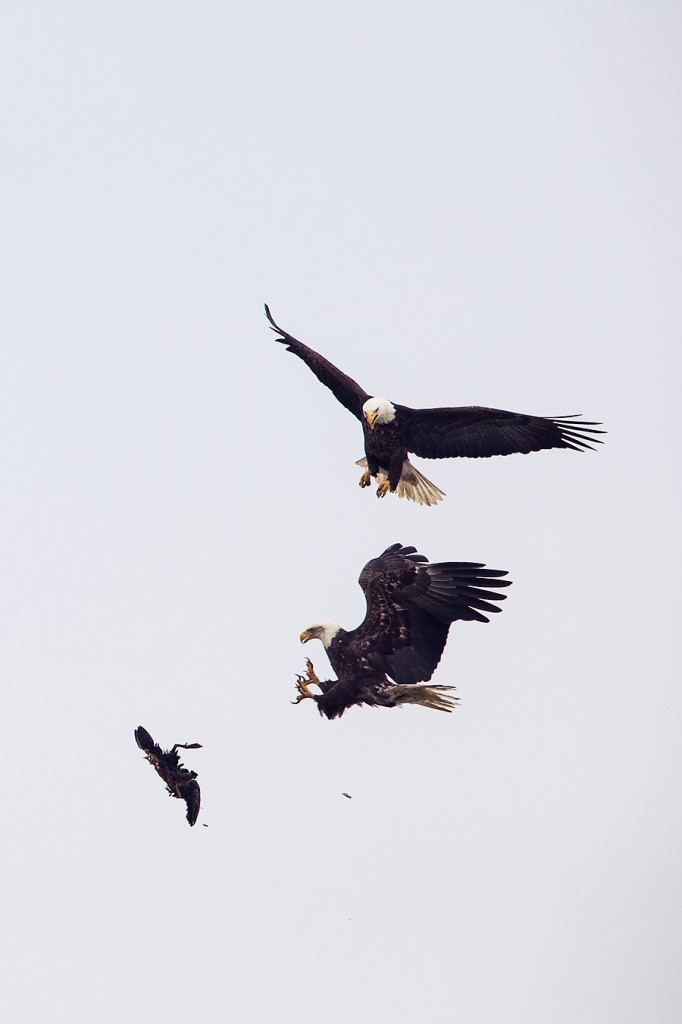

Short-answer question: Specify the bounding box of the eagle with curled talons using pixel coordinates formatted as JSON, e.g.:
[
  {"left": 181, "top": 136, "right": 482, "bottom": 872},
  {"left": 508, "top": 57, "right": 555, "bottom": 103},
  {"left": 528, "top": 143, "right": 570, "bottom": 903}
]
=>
[
  {"left": 134, "top": 726, "right": 202, "bottom": 827},
  {"left": 266, "top": 305, "right": 603, "bottom": 506},
  {"left": 293, "top": 542, "right": 511, "bottom": 719}
]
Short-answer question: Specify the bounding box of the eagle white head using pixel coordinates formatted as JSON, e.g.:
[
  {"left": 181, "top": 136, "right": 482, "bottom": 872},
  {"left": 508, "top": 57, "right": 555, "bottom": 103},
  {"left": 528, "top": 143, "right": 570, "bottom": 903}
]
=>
[
  {"left": 299, "top": 621, "right": 341, "bottom": 649},
  {"left": 362, "top": 397, "right": 396, "bottom": 430}
]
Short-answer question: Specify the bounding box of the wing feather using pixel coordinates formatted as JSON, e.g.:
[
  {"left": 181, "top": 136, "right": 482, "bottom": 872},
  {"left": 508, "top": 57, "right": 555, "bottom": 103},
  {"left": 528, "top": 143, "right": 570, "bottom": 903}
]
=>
[
  {"left": 134, "top": 725, "right": 156, "bottom": 753},
  {"left": 134, "top": 725, "right": 168, "bottom": 767},
  {"left": 399, "top": 405, "right": 604, "bottom": 459},
  {"left": 265, "top": 305, "right": 370, "bottom": 420},
  {"left": 351, "top": 544, "right": 511, "bottom": 684},
  {"left": 182, "top": 780, "right": 201, "bottom": 827}
]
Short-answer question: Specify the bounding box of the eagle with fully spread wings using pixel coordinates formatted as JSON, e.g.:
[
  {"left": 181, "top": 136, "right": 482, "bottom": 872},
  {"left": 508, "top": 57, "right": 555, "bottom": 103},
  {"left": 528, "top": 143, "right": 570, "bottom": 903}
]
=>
[
  {"left": 134, "top": 726, "right": 202, "bottom": 826},
  {"left": 266, "top": 305, "right": 603, "bottom": 505},
  {"left": 293, "top": 543, "right": 511, "bottom": 719}
]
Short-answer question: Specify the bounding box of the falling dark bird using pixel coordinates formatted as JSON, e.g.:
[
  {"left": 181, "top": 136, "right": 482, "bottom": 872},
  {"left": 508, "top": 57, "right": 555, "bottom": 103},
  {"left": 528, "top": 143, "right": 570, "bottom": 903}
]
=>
[
  {"left": 342, "top": 793, "right": 352, "bottom": 799},
  {"left": 134, "top": 725, "right": 202, "bottom": 826},
  {"left": 266, "top": 305, "right": 603, "bottom": 505},
  {"left": 293, "top": 542, "right": 511, "bottom": 719}
]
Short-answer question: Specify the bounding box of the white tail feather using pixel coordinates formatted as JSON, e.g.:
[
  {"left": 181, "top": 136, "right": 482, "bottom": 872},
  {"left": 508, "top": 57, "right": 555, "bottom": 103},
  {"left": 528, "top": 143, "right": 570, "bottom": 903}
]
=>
[
  {"left": 356, "top": 457, "right": 445, "bottom": 506},
  {"left": 383, "top": 684, "right": 458, "bottom": 712}
]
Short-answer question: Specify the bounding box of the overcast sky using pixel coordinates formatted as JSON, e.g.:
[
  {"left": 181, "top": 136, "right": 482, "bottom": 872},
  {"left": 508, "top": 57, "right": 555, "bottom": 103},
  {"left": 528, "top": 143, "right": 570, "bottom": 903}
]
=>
[{"left": 2, "top": 2, "right": 681, "bottom": 1022}]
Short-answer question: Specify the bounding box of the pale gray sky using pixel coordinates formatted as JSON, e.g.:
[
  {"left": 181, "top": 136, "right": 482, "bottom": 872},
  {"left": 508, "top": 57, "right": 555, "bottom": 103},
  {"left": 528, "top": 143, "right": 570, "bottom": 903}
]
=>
[{"left": 2, "top": 2, "right": 681, "bottom": 1022}]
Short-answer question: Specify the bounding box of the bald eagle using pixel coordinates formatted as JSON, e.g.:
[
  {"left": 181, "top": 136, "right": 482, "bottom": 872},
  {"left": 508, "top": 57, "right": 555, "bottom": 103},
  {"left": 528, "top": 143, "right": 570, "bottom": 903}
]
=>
[
  {"left": 134, "top": 726, "right": 202, "bottom": 826},
  {"left": 266, "top": 305, "right": 603, "bottom": 506},
  {"left": 293, "top": 543, "right": 511, "bottom": 719}
]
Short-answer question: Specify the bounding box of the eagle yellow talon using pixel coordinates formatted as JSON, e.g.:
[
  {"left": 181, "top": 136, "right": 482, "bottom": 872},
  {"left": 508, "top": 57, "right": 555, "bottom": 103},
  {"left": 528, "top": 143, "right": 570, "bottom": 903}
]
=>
[
  {"left": 293, "top": 659, "right": 322, "bottom": 704},
  {"left": 304, "top": 658, "right": 321, "bottom": 687},
  {"left": 359, "top": 470, "right": 372, "bottom": 488},
  {"left": 376, "top": 481, "right": 390, "bottom": 498},
  {"left": 293, "top": 676, "right": 315, "bottom": 703}
]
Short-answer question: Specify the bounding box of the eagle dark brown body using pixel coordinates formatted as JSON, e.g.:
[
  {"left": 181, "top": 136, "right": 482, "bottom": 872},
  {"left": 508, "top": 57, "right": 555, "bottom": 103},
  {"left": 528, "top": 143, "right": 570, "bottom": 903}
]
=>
[{"left": 134, "top": 726, "right": 202, "bottom": 826}]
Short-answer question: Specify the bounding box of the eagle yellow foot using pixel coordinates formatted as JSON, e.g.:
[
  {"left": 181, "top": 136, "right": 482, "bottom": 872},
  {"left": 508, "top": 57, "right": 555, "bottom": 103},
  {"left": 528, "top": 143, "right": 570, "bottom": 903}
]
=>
[
  {"left": 359, "top": 469, "right": 372, "bottom": 488},
  {"left": 376, "top": 480, "right": 391, "bottom": 498},
  {"left": 293, "top": 676, "right": 314, "bottom": 703},
  {"left": 292, "top": 659, "right": 321, "bottom": 704},
  {"left": 304, "top": 658, "right": 320, "bottom": 687}
]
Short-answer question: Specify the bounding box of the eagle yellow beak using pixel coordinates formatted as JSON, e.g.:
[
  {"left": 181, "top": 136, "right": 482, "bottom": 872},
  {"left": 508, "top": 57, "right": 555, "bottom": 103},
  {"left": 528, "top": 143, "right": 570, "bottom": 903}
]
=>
[
  {"left": 300, "top": 630, "right": 313, "bottom": 644},
  {"left": 365, "top": 410, "right": 378, "bottom": 430}
]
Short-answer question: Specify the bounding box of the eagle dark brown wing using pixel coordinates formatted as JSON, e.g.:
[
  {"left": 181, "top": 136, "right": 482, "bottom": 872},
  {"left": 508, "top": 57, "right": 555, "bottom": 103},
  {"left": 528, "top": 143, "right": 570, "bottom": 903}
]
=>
[
  {"left": 266, "top": 305, "right": 370, "bottom": 421},
  {"left": 398, "top": 405, "right": 604, "bottom": 459},
  {"left": 135, "top": 725, "right": 175, "bottom": 770},
  {"left": 180, "top": 779, "right": 201, "bottom": 827},
  {"left": 350, "top": 543, "right": 511, "bottom": 684}
]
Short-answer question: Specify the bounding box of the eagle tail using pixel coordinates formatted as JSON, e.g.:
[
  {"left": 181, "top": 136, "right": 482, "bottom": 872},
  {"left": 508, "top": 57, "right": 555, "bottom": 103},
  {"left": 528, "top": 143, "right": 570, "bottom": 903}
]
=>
[
  {"left": 355, "top": 457, "right": 445, "bottom": 506},
  {"left": 383, "top": 684, "right": 458, "bottom": 712}
]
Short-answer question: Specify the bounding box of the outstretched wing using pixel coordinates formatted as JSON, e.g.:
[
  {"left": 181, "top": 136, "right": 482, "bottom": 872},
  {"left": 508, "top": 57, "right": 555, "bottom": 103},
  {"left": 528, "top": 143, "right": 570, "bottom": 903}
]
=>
[
  {"left": 352, "top": 543, "right": 511, "bottom": 684},
  {"left": 265, "top": 305, "right": 370, "bottom": 420},
  {"left": 398, "top": 405, "right": 604, "bottom": 459},
  {"left": 181, "top": 780, "right": 201, "bottom": 827}
]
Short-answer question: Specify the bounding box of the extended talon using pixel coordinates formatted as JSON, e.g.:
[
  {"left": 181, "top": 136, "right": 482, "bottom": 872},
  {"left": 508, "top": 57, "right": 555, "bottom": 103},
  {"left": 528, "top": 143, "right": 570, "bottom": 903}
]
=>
[
  {"left": 359, "top": 470, "right": 372, "bottom": 488},
  {"left": 376, "top": 480, "right": 390, "bottom": 498},
  {"left": 292, "top": 659, "right": 323, "bottom": 705},
  {"left": 304, "top": 658, "right": 321, "bottom": 687},
  {"left": 292, "top": 674, "right": 316, "bottom": 704}
]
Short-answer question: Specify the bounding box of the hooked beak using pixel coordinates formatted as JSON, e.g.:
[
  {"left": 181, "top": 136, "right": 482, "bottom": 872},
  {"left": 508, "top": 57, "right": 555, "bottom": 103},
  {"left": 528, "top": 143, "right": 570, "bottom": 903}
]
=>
[
  {"left": 365, "top": 410, "right": 378, "bottom": 430},
  {"left": 300, "top": 630, "right": 314, "bottom": 644}
]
